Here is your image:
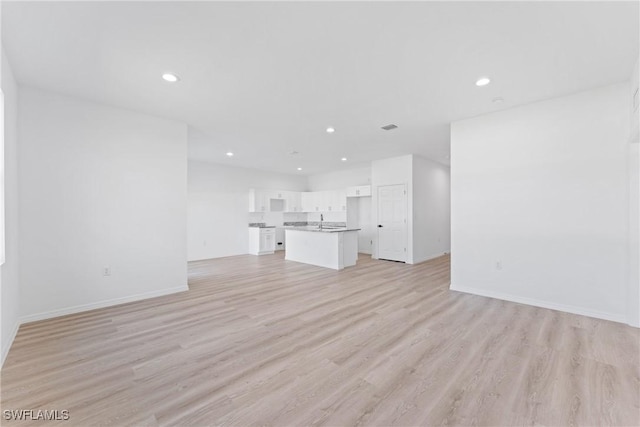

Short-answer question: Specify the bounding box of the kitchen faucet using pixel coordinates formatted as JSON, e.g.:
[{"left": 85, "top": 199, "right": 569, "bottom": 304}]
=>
[{"left": 320, "top": 214, "right": 323, "bottom": 229}]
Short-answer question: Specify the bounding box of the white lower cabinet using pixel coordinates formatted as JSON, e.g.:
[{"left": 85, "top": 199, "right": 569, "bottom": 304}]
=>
[{"left": 249, "top": 227, "right": 276, "bottom": 255}]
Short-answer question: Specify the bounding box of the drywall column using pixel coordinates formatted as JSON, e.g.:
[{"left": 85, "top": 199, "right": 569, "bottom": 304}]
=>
[{"left": 1, "top": 48, "right": 20, "bottom": 366}]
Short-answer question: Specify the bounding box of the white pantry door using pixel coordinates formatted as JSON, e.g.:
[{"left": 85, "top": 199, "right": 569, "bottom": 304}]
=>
[{"left": 377, "top": 184, "right": 407, "bottom": 262}]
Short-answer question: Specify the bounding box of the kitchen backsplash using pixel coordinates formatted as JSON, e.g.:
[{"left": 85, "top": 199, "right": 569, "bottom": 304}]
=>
[
  {"left": 307, "top": 212, "right": 346, "bottom": 223},
  {"left": 248, "top": 211, "right": 347, "bottom": 227},
  {"left": 283, "top": 212, "right": 307, "bottom": 222}
]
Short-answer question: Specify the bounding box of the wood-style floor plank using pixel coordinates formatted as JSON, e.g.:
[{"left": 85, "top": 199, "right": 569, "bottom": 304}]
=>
[{"left": 1, "top": 253, "right": 639, "bottom": 426}]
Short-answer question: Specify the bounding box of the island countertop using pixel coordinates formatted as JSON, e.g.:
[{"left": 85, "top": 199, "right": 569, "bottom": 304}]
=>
[{"left": 283, "top": 226, "right": 361, "bottom": 233}]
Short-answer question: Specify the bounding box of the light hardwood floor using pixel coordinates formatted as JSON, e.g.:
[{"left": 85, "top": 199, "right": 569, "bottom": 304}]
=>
[{"left": 1, "top": 253, "right": 639, "bottom": 426}]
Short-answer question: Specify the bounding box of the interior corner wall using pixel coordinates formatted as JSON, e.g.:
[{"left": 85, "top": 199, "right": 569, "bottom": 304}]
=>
[
  {"left": 451, "top": 83, "right": 630, "bottom": 323},
  {"left": 412, "top": 155, "right": 451, "bottom": 264},
  {"left": 18, "top": 87, "right": 189, "bottom": 323},
  {"left": 1, "top": 49, "right": 20, "bottom": 367},
  {"left": 629, "top": 141, "right": 639, "bottom": 327},
  {"left": 371, "top": 155, "right": 413, "bottom": 262},
  {"left": 628, "top": 56, "right": 640, "bottom": 327},
  {"left": 187, "top": 160, "right": 307, "bottom": 261}
]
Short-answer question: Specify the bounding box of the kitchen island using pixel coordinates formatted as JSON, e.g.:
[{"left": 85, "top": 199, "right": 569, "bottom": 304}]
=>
[{"left": 284, "top": 226, "right": 360, "bottom": 270}]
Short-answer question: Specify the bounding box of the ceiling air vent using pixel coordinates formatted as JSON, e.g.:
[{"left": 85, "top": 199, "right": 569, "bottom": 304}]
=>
[{"left": 381, "top": 124, "right": 398, "bottom": 131}]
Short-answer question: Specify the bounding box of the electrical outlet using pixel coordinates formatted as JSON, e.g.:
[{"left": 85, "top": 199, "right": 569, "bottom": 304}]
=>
[
  {"left": 203, "top": 240, "right": 207, "bottom": 247},
  {"left": 103, "top": 267, "right": 111, "bottom": 276},
  {"left": 496, "top": 261, "right": 502, "bottom": 271}
]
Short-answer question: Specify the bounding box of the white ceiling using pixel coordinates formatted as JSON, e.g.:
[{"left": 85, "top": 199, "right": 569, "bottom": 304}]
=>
[{"left": 3, "top": 1, "right": 638, "bottom": 175}]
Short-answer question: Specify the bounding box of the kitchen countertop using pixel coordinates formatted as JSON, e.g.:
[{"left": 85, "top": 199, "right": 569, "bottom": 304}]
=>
[{"left": 283, "top": 226, "right": 361, "bottom": 233}]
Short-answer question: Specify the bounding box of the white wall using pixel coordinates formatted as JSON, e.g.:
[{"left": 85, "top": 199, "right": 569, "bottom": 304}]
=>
[
  {"left": 631, "top": 57, "right": 639, "bottom": 145},
  {"left": 307, "top": 166, "right": 371, "bottom": 191},
  {"left": 188, "top": 160, "right": 306, "bottom": 261},
  {"left": 371, "top": 155, "right": 413, "bottom": 262},
  {"left": 18, "top": 87, "right": 188, "bottom": 322},
  {"left": 630, "top": 142, "right": 639, "bottom": 327},
  {"left": 629, "top": 57, "right": 640, "bottom": 327},
  {"left": 451, "top": 83, "right": 631, "bottom": 323},
  {"left": 412, "top": 155, "right": 451, "bottom": 263},
  {"left": 357, "top": 197, "right": 373, "bottom": 254},
  {"left": 1, "top": 49, "right": 20, "bottom": 367}
]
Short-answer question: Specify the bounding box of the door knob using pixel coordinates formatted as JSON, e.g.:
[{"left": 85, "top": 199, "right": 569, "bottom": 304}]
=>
[{"left": 378, "top": 225, "right": 383, "bottom": 228}]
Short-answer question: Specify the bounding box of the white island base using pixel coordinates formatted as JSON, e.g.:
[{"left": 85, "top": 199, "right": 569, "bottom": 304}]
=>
[{"left": 285, "top": 229, "right": 359, "bottom": 270}]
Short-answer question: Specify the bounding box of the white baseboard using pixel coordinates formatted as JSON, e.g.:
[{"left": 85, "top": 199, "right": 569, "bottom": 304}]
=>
[
  {"left": 19, "top": 285, "right": 189, "bottom": 325},
  {"left": 450, "top": 283, "right": 628, "bottom": 325},
  {"left": 410, "top": 251, "right": 449, "bottom": 265},
  {"left": 1, "top": 320, "right": 21, "bottom": 369}
]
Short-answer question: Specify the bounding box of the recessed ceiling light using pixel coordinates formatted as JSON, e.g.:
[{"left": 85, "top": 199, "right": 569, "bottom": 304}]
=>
[
  {"left": 297, "top": 167, "right": 302, "bottom": 171},
  {"left": 226, "top": 152, "right": 234, "bottom": 157},
  {"left": 475, "top": 77, "right": 491, "bottom": 87},
  {"left": 341, "top": 157, "right": 347, "bottom": 162},
  {"left": 162, "top": 73, "right": 180, "bottom": 82},
  {"left": 326, "top": 127, "right": 335, "bottom": 133},
  {"left": 492, "top": 97, "right": 504, "bottom": 104}
]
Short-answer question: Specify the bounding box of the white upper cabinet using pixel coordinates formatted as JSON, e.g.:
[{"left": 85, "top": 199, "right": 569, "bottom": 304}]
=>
[
  {"left": 346, "top": 185, "right": 371, "bottom": 197},
  {"left": 251, "top": 187, "right": 365, "bottom": 212},
  {"left": 285, "top": 191, "right": 302, "bottom": 212},
  {"left": 301, "top": 191, "right": 321, "bottom": 212},
  {"left": 358, "top": 186, "right": 371, "bottom": 197},
  {"left": 249, "top": 189, "right": 268, "bottom": 212},
  {"left": 271, "top": 190, "right": 286, "bottom": 200},
  {"left": 250, "top": 189, "right": 298, "bottom": 212},
  {"left": 301, "top": 190, "right": 346, "bottom": 212},
  {"left": 328, "top": 189, "right": 347, "bottom": 211},
  {"left": 311, "top": 192, "right": 328, "bottom": 212}
]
